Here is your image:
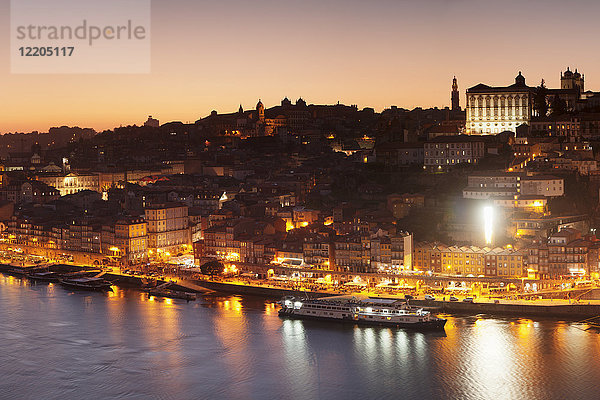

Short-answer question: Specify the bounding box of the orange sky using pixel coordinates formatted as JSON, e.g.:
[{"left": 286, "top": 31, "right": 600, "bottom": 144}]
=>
[{"left": 1, "top": 0, "right": 599, "bottom": 133}]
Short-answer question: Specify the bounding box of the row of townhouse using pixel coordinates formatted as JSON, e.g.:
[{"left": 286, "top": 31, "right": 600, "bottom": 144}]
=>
[
  {"left": 463, "top": 172, "right": 564, "bottom": 199},
  {"left": 198, "top": 222, "right": 413, "bottom": 274},
  {"left": 199, "top": 219, "right": 281, "bottom": 265},
  {"left": 524, "top": 228, "right": 600, "bottom": 278},
  {"left": 415, "top": 228, "right": 600, "bottom": 279},
  {"left": 280, "top": 231, "right": 413, "bottom": 274},
  {"left": 414, "top": 243, "right": 525, "bottom": 277},
  {"left": 4, "top": 203, "right": 191, "bottom": 263},
  {"left": 374, "top": 136, "right": 485, "bottom": 168}
]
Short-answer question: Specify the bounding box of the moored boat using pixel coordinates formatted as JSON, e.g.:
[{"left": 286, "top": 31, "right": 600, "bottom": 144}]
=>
[
  {"left": 147, "top": 288, "right": 197, "bottom": 301},
  {"left": 27, "top": 271, "right": 61, "bottom": 282},
  {"left": 278, "top": 295, "right": 446, "bottom": 330},
  {"left": 59, "top": 277, "right": 113, "bottom": 292}
]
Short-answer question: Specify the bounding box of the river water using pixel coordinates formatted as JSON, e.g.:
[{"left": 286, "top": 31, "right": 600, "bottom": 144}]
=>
[{"left": 1, "top": 274, "right": 599, "bottom": 400}]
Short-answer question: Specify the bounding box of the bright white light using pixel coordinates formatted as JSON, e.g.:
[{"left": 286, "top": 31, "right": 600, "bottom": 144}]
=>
[{"left": 483, "top": 206, "right": 494, "bottom": 245}]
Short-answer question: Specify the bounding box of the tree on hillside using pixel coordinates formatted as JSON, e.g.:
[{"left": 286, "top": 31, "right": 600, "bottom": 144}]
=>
[
  {"left": 534, "top": 80, "right": 549, "bottom": 117},
  {"left": 551, "top": 95, "right": 567, "bottom": 116}
]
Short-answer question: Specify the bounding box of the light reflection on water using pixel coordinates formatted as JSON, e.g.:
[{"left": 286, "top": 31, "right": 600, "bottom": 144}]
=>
[{"left": 1, "top": 274, "right": 600, "bottom": 400}]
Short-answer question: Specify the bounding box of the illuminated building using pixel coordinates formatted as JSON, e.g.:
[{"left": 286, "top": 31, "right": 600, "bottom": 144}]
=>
[
  {"left": 466, "top": 72, "right": 534, "bottom": 135},
  {"left": 547, "top": 228, "right": 589, "bottom": 277},
  {"left": 292, "top": 207, "right": 319, "bottom": 229},
  {"left": 332, "top": 234, "right": 370, "bottom": 273},
  {"left": 414, "top": 242, "right": 525, "bottom": 277},
  {"left": 145, "top": 203, "right": 191, "bottom": 254},
  {"left": 303, "top": 234, "right": 332, "bottom": 269},
  {"left": 37, "top": 172, "right": 100, "bottom": 196},
  {"left": 201, "top": 218, "right": 283, "bottom": 265},
  {"left": 114, "top": 217, "right": 148, "bottom": 262},
  {"left": 370, "top": 233, "right": 413, "bottom": 272},
  {"left": 492, "top": 196, "right": 547, "bottom": 214}
]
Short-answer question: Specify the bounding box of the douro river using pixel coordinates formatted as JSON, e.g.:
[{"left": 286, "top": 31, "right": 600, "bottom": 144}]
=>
[{"left": 1, "top": 274, "right": 599, "bottom": 400}]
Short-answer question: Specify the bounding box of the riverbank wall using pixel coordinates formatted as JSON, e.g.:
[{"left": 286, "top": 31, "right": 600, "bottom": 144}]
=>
[
  {"left": 409, "top": 299, "right": 600, "bottom": 319},
  {"left": 197, "top": 280, "right": 600, "bottom": 319}
]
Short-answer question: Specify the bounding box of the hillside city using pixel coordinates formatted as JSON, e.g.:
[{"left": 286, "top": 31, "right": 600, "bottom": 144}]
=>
[{"left": 3, "top": 69, "right": 600, "bottom": 291}]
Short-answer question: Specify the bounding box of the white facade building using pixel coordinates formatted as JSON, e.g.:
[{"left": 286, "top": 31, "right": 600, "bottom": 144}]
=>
[{"left": 466, "top": 72, "right": 534, "bottom": 135}]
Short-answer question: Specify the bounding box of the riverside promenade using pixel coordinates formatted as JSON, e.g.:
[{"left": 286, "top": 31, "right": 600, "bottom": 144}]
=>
[{"left": 195, "top": 278, "right": 600, "bottom": 319}]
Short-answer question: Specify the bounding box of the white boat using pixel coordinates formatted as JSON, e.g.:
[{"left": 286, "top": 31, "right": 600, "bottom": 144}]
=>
[{"left": 278, "top": 296, "right": 446, "bottom": 330}]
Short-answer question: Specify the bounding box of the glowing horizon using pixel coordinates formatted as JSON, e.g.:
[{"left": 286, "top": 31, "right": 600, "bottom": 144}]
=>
[{"left": 1, "top": 0, "right": 599, "bottom": 133}]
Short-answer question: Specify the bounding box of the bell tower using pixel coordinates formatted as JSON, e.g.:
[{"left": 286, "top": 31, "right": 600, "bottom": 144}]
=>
[
  {"left": 256, "top": 99, "right": 265, "bottom": 123},
  {"left": 451, "top": 76, "right": 460, "bottom": 111}
]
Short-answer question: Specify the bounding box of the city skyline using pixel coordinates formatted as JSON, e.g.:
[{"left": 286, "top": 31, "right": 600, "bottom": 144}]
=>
[
  {"left": 4, "top": 2, "right": 600, "bottom": 399},
  {"left": 2, "top": 0, "right": 600, "bottom": 133}
]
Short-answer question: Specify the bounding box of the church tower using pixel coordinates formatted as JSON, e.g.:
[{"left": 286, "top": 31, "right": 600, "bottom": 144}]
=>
[
  {"left": 561, "top": 67, "right": 584, "bottom": 93},
  {"left": 451, "top": 76, "right": 460, "bottom": 111},
  {"left": 256, "top": 99, "right": 265, "bottom": 123}
]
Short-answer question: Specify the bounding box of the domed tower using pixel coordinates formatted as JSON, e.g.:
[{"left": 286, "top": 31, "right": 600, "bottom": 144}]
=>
[
  {"left": 561, "top": 67, "right": 574, "bottom": 89},
  {"left": 515, "top": 71, "right": 526, "bottom": 86},
  {"left": 256, "top": 99, "right": 265, "bottom": 122},
  {"left": 451, "top": 76, "right": 460, "bottom": 111}
]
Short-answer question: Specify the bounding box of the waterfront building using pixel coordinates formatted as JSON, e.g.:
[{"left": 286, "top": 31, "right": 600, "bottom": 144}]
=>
[
  {"left": 200, "top": 218, "right": 283, "bottom": 265},
  {"left": 370, "top": 233, "right": 413, "bottom": 273},
  {"left": 414, "top": 242, "right": 525, "bottom": 277},
  {"left": 65, "top": 218, "right": 102, "bottom": 254},
  {"left": 114, "top": 217, "right": 148, "bottom": 262},
  {"left": 303, "top": 233, "right": 333, "bottom": 269},
  {"left": 145, "top": 203, "right": 191, "bottom": 255},
  {"left": 523, "top": 228, "right": 597, "bottom": 278},
  {"left": 332, "top": 234, "right": 370, "bottom": 273},
  {"left": 547, "top": 228, "right": 589, "bottom": 277}
]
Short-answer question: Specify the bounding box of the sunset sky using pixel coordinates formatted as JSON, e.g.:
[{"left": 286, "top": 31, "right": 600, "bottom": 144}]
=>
[{"left": 1, "top": 0, "right": 599, "bottom": 133}]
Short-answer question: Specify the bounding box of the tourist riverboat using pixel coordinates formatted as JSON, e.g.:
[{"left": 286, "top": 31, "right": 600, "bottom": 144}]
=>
[{"left": 278, "top": 295, "right": 446, "bottom": 330}]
